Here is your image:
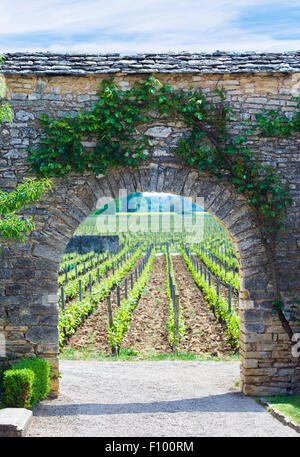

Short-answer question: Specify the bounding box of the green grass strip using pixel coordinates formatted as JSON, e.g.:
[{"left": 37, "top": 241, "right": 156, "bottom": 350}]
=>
[{"left": 262, "top": 394, "right": 300, "bottom": 425}]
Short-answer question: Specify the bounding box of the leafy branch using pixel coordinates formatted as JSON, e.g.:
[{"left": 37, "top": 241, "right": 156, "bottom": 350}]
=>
[
  {"left": 252, "top": 98, "right": 300, "bottom": 137},
  {"left": 0, "top": 56, "right": 52, "bottom": 244},
  {"left": 0, "top": 178, "right": 52, "bottom": 242}
]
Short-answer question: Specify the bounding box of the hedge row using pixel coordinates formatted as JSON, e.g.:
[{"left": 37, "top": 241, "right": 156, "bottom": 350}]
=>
[{"left": 1, "top": 357, "right": 50, "bottom": 409}]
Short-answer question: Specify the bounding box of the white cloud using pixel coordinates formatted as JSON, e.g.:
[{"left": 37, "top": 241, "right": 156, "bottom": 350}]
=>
[
  {"left": 0, "top": 0, "right": 237, "bottom": 36},
  {"left": 44, "top": 37, "right": 300, "bottom": 54},
  {"left": 0, "top": 0, "right": 299, "bottom": 52}
]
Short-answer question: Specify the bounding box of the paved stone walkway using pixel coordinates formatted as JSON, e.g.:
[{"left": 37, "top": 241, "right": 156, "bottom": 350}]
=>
[{"left": 28, "top": 360, "right": 298, "bottom": 437}]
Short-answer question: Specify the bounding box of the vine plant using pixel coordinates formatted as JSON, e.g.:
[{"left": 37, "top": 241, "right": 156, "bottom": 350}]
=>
[{"left": 28, "top": 76, "right": 299, "bottom": 341}]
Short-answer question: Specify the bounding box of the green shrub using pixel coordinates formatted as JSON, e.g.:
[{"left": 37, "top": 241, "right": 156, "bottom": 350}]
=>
[
  {"left": 0, "top": 363, "right": 10, "bottom": 407},
  {"left": 0, "top": 363, "right": 10, "bottom": 388},
  {"left": 3, "top": 357, "right": 51, "bottom": 408},
  {"left": 4, "top": 368, "right": 34, "bottom": 408}
]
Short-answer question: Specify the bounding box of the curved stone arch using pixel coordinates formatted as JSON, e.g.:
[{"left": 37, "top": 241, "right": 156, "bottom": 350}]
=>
[
  {"left": 1, "top": 53, "right": 299, "bottom": 397},
  {"left": 1, "top": 160, "right": 283, "bottom": 397}
]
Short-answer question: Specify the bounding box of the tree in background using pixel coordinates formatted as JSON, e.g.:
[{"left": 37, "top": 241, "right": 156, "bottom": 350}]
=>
[{"left": 0, "top": 55, "right": 51, "bottom": 244}]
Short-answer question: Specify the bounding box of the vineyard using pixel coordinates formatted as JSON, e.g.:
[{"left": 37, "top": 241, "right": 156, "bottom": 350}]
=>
[{"left": 58, "top": 213, "right": 240, "bottom": 359}]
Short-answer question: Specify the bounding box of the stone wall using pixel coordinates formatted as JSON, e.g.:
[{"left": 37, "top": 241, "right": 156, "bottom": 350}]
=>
[
  {"left": 65, "top": 235, "right": 119, "bottom": 254},
  {"left": 2, "top": 51, "right": 300, "bottom": 74},
  {"left": 0, "top": 53, "right": 299, "bottom": 396}
]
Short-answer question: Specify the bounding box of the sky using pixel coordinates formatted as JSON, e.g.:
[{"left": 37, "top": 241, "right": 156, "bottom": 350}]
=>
[{"left": 0, "top": 0, "right": 299, "bottom": 54}]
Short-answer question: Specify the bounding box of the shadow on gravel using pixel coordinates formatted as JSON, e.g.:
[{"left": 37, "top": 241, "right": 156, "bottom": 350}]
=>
[{"left": 33, "top": 392, "right": 264, "bottom": 417}]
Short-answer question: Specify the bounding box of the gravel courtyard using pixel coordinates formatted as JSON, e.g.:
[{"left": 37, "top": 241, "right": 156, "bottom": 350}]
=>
[{"left": 27, "top": 360, "right": 298, "bottom": 437}]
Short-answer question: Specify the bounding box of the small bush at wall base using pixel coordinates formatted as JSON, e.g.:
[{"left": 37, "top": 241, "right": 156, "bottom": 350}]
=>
[
  {"left": 3, "top": 357, "right": 50, "bottom": 409},
  {"left": 0, "top": 362, "right": 10, "bottom": 408},
  {"left": 3, "top": 368, "right": 34, "bottom": 409}
]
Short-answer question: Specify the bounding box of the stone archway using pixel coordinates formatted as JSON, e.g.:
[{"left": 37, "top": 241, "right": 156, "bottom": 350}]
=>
[
  {"left": 1, "top": 51, "right": 299, "bottom": 398},
  {"left": 1, "top": 160, "right": 297, "bottom": 397}
]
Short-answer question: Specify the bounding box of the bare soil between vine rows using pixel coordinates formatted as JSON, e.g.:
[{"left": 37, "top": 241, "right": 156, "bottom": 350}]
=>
[
  {"left": 121, "top": 255, "right": 171, "bottom": 355},
  {"left": 64, "top": 254, "right": 236, "bottom": 358}
]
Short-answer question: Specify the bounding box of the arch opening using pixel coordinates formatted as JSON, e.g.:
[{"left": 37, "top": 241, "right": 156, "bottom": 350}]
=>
[{"left": 59, "top": 190, "right": 240, "bottom": 361}]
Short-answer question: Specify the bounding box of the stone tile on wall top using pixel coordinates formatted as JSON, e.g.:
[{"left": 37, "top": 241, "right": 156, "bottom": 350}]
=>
[{"left": 2, "top": 52, "right": 300, "bottom": 75}]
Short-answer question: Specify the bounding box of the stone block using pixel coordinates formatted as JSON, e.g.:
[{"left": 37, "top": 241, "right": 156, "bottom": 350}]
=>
[
  {"left": 7, "top": 305, "right": 39, "bottom": 326},
  {"left": 145, "top": 126, "right": 172, "bottom": 138},
  {"left": 242, "top": 384, "right": 284, "bottom": 396},
  {"left": 247, "top": 351, "right": 271, "bottom": 359},
  {"left": 11, "top": 93, "right": 27, "bottom": 101},
  {"left": 25, "top": 326, "right": 58, "bottom": 344},
  {"left": 243, "top": 359, "right": 258, "bottom": 368},
  {"left": 15, "top": 110, "right": 34, "bottom": 121},
  {"left": 47, "top": 294, "right": 58, "bottom": 304},
  {"left": 277, "top": 368, "right": 295, "bottom": 376},
  {"left": 39, "top": 315, "right": 59, "bottom": 325},
  {"left": 0, "top": 409, "right": 32, "bottom": 437},
  {"left": 242, "top": 323, "right": 266, "bottom": 333},
  {"left": 36, "top": 344, "right": 59, "bottom": 355},
  {"left": 242, "top": 275, "right": 268, "bottom": 291},
  {"left": 243, "top": 333, "right": 266, "bottom": 343},
  {"left": 257, "top": 343, "right": 276, "bottom": 351},
  {"left": 32, "top": 244, "right": 62, "bottom": 262},
  {"left": 244, "top": 367, "right": 277, "bottom": 376},
  {"left": 78, "top": 94, "right": 90, "bottom": 102},
  {"left": 28, "top": 93, "right": 40, "bottom": 100},
  {"left": 243, "top": 309, "right": 268, "bottom": 322}
]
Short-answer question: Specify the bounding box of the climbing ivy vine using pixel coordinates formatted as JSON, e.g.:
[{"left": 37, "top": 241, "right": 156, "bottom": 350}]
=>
[
  {"left": 28, "top": 76, "right": 300, "bottom": 338},
  {"left": 29, "top": 76, "right": 298, "bottom": 238},
  {"left": 252, "top": 99, "right": 300, "bottom": 137}
]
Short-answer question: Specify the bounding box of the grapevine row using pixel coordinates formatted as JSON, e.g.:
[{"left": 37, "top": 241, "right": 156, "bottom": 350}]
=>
[
  {"left": 108, "top": 247, "right": 155, "bottom": 353},
  {"left": 58, "top": 246, "right": 130, "bottom": 303},
  {"left": 58, "top": 247, "right": 142, "bottom": 346},
  {"left": 165, "top": 248, "right": 185, "bottom": 352},
  {"left": 193, "top": 246, "right": 239, "bottom": 294},
  {"left": 181, "top": 248, "right": 240, "bottom": 350}
]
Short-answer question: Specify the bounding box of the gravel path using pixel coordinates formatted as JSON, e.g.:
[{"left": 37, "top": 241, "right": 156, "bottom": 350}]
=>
[{"left": 27, "top": 360, "right": 298, "bottom": 437}]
